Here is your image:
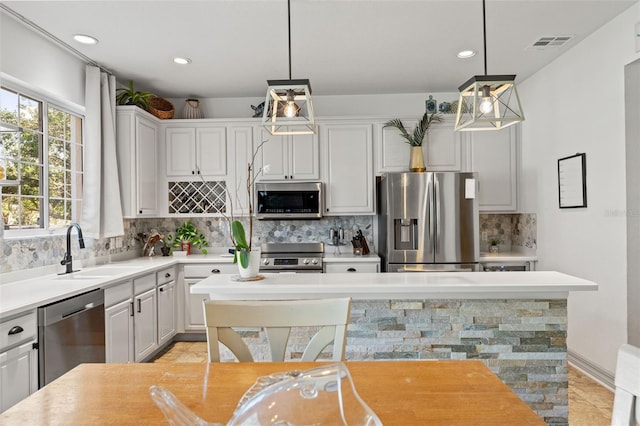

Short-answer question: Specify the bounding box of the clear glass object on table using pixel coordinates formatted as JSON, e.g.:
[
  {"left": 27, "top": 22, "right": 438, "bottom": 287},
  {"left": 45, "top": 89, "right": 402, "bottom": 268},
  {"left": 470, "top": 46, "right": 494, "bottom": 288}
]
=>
[{"left": 150, "top": 362, "right": 383, "bottom": 426}]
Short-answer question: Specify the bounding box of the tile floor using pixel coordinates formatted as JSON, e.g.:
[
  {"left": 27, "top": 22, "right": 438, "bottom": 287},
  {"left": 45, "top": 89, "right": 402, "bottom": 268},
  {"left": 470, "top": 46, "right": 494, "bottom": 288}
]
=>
[{"left": 153, "top": 342, "right": 615, "bottom": 425}]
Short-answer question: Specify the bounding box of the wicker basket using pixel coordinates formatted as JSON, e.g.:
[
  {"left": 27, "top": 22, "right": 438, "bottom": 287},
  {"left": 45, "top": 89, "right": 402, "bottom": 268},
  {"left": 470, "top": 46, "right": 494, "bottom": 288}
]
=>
[{"left": 148, "top": 97, "right": 174, "bottom": 119}]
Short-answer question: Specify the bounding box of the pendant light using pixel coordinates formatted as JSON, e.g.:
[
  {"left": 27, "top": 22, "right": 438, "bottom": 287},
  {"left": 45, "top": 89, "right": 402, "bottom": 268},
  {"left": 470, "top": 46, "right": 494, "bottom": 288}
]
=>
[
  {"left": 454, "top": 0, "right": 524, "bottom": 131},
  {"left": 262, "top": 0, "right": 316, "bottom": 135}
]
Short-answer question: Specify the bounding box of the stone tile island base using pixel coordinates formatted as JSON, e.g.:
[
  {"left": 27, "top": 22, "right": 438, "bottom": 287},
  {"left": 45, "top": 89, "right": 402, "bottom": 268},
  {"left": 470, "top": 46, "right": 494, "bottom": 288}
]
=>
[{"left": 225, "top": 299, "right": 567, "bottom": 425}]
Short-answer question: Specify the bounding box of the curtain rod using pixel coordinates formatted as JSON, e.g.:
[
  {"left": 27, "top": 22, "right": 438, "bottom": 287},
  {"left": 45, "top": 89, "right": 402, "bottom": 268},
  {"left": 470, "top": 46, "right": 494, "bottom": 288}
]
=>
[{"left": 0, "top": 4, "right": 114, "bottom": 76}]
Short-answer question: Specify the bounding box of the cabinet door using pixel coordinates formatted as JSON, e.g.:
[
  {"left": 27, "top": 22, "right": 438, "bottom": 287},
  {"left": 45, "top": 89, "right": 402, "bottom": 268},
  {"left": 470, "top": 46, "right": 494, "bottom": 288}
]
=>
[
  {"left": 469, "top": 125, "right": 518, "bottom": 211},
  {"left": 105, "top": 299, "right": 134, "bottom": 363},
  {"left": 0, "top": 341, "right": 37, "bottom": 413},
  {"left": 229, "top": 126, "right": 253, "bottom": 215},
  {"left": 184, "top": 279, "right": 210, "bottom": 331},
  {"left": 377, "top": 124, "right": 410, "bottom": 173},
  {"left": 196, "top": 127, "right": 227, "bottom": 176},
  {"left": 258, "top": 130, "right": 288, "bottom": 180},
  {"left": 424, "top": 119, "right": 463, "bottom": 171},
  {"left": 134, "top": 288, "right": 158, "bottom": 362},
  {"left": 323, "top": 124, "right": 374, "bottom": 214},
  {"left": 166, "top": 127, "right": 196, "bottom": 176},
  {"left": 290, "top": 133, "right": 320, "bottom": 180},
  {"left": 136, "top": 116, "right": 159, "bottom": 215},
  {"left": 157, "top": 282, "right": 176, "bottom": 345}
]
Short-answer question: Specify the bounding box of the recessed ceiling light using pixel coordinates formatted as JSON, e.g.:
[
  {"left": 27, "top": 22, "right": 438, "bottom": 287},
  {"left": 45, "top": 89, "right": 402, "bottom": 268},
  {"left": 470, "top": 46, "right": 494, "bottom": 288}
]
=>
[
  {"left": 457, "top": 50, "right": 476, "bottom": 59},
  {"left": 173, "top": 57, "right": 192, "bottom": 65},
  {"left": 73, "top": 34, "right": 98, "bottom": 45}
]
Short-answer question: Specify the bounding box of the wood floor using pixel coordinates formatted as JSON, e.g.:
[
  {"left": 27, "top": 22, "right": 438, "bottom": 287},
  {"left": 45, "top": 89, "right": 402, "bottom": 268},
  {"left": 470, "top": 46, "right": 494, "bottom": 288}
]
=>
[{"left": 153, "top": 342, "right": 615, "bottom": 425}]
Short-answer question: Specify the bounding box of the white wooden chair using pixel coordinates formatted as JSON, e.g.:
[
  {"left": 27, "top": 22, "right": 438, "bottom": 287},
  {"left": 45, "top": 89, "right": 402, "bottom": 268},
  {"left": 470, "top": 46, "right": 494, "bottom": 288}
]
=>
[
  {"left": 611, "top": 343, "right": 640, "bottom": 426},
  {"left": 203, "top": 298, "right": 352, "bottom": 362}
]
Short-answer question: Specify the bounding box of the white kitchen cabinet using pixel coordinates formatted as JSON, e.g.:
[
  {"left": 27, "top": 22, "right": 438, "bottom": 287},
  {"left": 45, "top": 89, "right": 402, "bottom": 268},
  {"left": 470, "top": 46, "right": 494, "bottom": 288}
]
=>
[
  {"left": 105, "top": 280, "right": 134, "bottom": 363},
  {"left": 256, "top": 128, "right": 319, "bottom": 181},
  {"left": 0, "top": 312, "right": 37, "bottom": 413},
  {"left": 228, "top": 126, "right": 254, "bottom": 215},
  {"left": 166, "top": 126, "right": 227, "bottom": 177},
  {"left": 322, "top": 123, "right": 374, "bottom": 215},
  {"left": 183, "top": 263, "right": 236, "bottom": 332},
  {"left": 116, "top": 106, "right": 159, "bottom": 217},
  {"left": 467, "top": 125, "right": 519, "bottom": 211},
  {"left": 324, "top": 262, "right": 380, "bottom": 273},
  {"left": 157, "top": 267, "right": 177, "bottom": 345},
  {"left": 104, "top": 298, "right": 134, "bottom": 363},
  {"left": 376, "top": 116, "right": 464, "bottom": 173},
  {"left": 133, "top": 274, "right": 158, "bottom": 362}
]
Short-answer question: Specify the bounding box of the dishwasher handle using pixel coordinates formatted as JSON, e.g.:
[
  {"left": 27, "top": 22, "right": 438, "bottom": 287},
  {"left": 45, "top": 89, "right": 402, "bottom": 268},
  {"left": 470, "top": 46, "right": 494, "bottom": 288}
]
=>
[{"left": 62, "top": 302, "right": 97, "bottom": 319}]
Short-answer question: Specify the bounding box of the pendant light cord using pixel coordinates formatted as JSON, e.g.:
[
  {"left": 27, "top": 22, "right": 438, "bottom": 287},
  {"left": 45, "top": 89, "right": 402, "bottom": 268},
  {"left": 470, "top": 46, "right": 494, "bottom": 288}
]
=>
[
  {"left": 482, "top": 0, "right": 487, "bottom": 76},
  {"left": 287, "top": 0, "right": 292, "bottom": 80}
]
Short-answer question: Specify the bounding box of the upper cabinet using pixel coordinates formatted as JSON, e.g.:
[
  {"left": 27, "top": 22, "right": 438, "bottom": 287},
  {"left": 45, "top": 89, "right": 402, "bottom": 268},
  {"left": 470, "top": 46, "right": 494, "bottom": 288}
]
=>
[
  {"left": 321, "top": 123, "right": 374, "bottom": 215},
  {"left": 376, "top": 116, "right": 464, "bottom": 174},
  {"left": 256, "top": 128, "right": 319, "bottom": 181},
  {"left": 116, "top": 107, "right": 159, "bottom": 218},
  {"left": 466, "top": 125, "right": 519, "bottom": 212},
  {"left": 166, "top": 126, "right": 227, "bottom": 177}
]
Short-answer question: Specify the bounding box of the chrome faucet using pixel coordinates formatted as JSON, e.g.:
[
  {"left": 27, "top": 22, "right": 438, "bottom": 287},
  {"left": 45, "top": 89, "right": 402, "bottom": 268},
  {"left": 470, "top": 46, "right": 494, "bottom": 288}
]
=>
[{"left": 60, "top": 222, "right": 85, "bottom": 274}]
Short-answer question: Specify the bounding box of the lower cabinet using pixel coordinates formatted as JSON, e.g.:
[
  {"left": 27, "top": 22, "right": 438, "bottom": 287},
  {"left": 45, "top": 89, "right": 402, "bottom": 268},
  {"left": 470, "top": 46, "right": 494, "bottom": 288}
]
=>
[
  {"left": 324, "top": 261, "right": 380, "bottom": 273},
  {"left": 105, "top": 295, "right": 134, "bottom": 363},
  {"left": 183, "top": 263, "right": 236, "bottom": 332},
  {"left": 157, "top": 281, "right": 176, "bottom": 345},
  {"left": 134, "top": 286, "right": 158, "bottom": 362},
  {"left": 0, "top": 310, "right": 38, "bottom": 413}
]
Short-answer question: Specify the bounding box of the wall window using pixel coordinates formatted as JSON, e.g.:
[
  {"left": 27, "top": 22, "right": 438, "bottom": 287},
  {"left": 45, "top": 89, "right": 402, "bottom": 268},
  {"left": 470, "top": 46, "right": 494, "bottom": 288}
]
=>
[{"left": 1, "top": 86, "right": 83, "bottom": 234}]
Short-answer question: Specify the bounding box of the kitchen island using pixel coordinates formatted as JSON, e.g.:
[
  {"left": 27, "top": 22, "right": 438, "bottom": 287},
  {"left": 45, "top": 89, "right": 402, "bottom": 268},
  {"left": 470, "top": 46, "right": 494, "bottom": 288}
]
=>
[{"left": 192, "top": 271, "right": 596, "bottom": 425}]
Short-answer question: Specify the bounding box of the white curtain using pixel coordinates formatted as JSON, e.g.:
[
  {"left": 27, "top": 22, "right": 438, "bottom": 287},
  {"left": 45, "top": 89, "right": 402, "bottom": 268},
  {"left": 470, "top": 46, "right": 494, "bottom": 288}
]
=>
[{"left": 81, "top": 65, "right": 124, "bottom": 238}]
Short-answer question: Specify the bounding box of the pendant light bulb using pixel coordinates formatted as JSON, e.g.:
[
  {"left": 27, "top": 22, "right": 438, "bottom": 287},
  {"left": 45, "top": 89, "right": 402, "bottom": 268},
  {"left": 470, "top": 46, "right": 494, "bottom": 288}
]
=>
[
  {"left": 283, "top": 89, "right": 299, "bottom": 118},
  {"left": 479, "top": 85, "right": 493, "bottom": 114}
]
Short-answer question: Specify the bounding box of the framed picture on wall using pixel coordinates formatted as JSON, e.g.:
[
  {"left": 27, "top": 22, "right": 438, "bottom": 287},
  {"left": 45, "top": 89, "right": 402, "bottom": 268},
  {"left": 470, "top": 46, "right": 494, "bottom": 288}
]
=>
[{"left": 558, "top": 153, "right": 587, "bottom": 208}]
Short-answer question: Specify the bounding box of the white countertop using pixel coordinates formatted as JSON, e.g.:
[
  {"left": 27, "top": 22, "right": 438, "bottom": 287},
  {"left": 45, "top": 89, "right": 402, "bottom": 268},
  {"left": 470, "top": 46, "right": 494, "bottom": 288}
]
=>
[
  {"left": 192, "top": 271, "right": 596, "bottom": 300},
  {"left": 0, "top": 254, "right": 234, "bottom": 320}
]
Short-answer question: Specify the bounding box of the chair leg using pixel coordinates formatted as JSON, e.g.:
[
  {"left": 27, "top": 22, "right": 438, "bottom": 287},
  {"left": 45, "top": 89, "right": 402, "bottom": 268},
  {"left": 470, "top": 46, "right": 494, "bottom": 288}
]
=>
[{"left": 611, "top": 388, "right": 636, "bottom": 426}]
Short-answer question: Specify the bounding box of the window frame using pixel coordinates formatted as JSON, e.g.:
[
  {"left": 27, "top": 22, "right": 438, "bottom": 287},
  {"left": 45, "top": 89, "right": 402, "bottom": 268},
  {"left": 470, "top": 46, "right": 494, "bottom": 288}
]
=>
[{"left": 1, "top": 82, "right": 85, "bottom": 238}]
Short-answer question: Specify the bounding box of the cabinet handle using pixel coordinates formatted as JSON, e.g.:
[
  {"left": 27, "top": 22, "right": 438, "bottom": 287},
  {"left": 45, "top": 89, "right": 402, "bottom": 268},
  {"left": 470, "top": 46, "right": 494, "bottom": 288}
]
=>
[
  {"left": 165, "top": 273, "right": 171, "bottom": 278},
  {"left": 347, "top": 268, "right": 357, "bottom": 272},
  {"left": 159, "top": 287, "right": 165, "bottom": 293},
  {"left": 211, "top": 268, "right": 221, "bottom": 274},
  {"left": 137, "top": 299, "right": 142, "bottom": 313},
  {"left": 8, "top": 325, "right": 23, "bottom": 335},
  {"left": 290, "top": 175, "right": 293, "bottom": 179},
  {"left": 139, "top": 210, "right": 143, "bottom": 214},
  {"left": 129, "top": 301, "right": 134, "bottom": 317},
  {"left": 284, "top": 175, "right": 288, "bottom": 179}
]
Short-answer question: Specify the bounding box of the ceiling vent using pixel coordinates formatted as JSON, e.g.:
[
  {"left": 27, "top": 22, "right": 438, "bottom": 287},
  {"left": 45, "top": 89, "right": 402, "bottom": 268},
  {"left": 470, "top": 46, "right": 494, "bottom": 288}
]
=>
[{"left": 529, "top": 35, "right": 575, "bottom": 50}]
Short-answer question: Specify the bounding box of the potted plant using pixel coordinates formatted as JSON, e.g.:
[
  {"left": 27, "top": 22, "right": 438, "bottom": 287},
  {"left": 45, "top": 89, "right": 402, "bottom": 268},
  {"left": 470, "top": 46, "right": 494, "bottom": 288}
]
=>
[
  {"left": 385, "top": 111, "right": 442, "bottom": 172},
  {"left": 167, "top": 221, "right": 208, "bottom": 255},
  {"left": 116, "top": 80, "right": 154, "bottom": 110},
  {"left": 489, "top": 238, "right": 501, "bottom": 253},
  {"left": 225, "top": 141, "right": 268, "bottom": 278}
]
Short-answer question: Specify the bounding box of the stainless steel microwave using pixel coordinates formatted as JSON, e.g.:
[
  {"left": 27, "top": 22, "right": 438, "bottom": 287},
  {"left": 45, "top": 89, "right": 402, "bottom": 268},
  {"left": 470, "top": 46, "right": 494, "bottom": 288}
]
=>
[{"left": 255, "top": 182, "right": 323, "bottom": 220}]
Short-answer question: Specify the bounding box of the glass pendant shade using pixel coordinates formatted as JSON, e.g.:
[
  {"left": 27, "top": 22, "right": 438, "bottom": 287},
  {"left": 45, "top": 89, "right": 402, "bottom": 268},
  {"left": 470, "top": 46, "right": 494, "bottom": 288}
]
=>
[
  {"left": 262, "top": 79, "right": 316, "bottom": 136},
  {"left": 454, "top": 75, "right": 524, "bottom": 131}
]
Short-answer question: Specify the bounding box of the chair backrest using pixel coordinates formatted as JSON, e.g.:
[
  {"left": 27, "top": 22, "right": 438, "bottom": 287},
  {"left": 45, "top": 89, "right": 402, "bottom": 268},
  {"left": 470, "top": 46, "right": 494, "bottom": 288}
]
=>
[
  {"left": 203, "top": 298, "right": 352, "bottom": 362},
  {"left": 612, "top": 343, "right": 640, "bottom": 426}
]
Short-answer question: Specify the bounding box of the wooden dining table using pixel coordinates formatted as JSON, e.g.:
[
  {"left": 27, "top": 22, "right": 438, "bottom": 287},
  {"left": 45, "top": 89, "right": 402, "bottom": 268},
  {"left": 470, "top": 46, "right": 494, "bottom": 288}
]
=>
[{"left": 0, "top": 360, "right": 545, "bottom": 425}]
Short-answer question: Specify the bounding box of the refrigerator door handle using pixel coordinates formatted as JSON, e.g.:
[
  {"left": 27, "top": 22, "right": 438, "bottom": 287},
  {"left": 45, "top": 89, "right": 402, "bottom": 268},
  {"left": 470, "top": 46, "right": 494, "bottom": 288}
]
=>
[
  {"left": 434, "top": 175, "right": 441, "bottom": 251},
  {"left": 427, "top": 176, "right": 434, "bottom": 246}
]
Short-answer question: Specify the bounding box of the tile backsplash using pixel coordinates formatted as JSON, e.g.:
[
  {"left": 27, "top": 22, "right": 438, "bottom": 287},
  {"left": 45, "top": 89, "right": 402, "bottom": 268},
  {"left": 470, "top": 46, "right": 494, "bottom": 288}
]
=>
[
  {"left": 1, "top": 216, "right": 374, "bottom": 273},
  {"left": 479, "top": 213, "right": 537, "bottom": 253}
]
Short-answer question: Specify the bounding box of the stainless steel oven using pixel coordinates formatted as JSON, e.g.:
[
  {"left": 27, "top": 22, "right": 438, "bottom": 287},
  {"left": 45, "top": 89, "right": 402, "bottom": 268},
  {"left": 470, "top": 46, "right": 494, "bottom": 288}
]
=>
[{"left": 260, "top": 243, "right": 324, "bottom": 273}]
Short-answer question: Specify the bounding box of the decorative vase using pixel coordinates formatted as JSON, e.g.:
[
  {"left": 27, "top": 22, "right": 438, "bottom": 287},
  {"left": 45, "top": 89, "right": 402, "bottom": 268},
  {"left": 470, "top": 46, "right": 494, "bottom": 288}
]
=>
[
  {"left": 183, "top": 98, "right": 203, "bottom": 119},
  {"left": 238, "top": 247, "right": 261, "bottom": 279},
  {"left": 489, "top": 245, "right": 499, "bottom": 253},
  {"left": 180, "top": 241, "right": 191, "bottom": 255},
  {"left": 410, "top": 146, "right": 426, "bottom": 172}
]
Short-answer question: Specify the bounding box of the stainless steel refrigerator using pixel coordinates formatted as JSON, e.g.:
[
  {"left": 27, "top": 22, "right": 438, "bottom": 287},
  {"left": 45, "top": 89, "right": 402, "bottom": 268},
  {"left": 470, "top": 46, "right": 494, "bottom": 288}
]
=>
[{"left": 378, "top": 172, "right": 479, "bottom": 272}]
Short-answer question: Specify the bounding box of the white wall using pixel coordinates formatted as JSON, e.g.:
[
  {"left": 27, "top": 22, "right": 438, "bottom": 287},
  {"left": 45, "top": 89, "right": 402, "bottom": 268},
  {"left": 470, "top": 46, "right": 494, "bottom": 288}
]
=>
[
  {"left": 519, "top": 3, "right": 640, "bottom": 373},
  {"left": 0, "top": 12, "right": 85, "bottom": 110}
]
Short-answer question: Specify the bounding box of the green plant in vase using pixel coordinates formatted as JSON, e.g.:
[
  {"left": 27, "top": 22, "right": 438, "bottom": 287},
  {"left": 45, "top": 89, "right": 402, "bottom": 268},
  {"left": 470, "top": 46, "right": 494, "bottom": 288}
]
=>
[
  {"left": 115, "top": 80, "right": 154, "bottom": 110},
  {"left": 385, "top": 111, "right": 442, "bottom": 172},
  {"left": 167, "top": 221, "right": 208, "bottom": 255}
]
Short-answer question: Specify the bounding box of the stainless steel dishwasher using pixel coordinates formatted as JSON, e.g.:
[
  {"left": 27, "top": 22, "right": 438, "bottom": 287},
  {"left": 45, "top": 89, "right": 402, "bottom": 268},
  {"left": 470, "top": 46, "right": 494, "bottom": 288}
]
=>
[{"left": 37, "top": 288, "right": 105, "bottom": 387}]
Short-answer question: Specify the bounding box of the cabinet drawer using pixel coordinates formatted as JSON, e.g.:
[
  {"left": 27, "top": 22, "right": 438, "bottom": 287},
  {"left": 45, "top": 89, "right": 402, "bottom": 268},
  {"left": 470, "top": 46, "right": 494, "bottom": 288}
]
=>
[
  {"left": 324, "top": 263, "right": 379, "bottom": 273},
  {"left": 105, "top": 280, "right": 133, "bottom": 307},
  {"left": 156, "top": 267, "right": 175, "bottom": 285},
  {"left": 183, "top": 263, "right": 236, "bottom": 278},
  {"left": 133, "top": 274, "right": 156, "bottom": 295},
  {"left": 0, "top": 312, "right": 36, "bottom": 350}
]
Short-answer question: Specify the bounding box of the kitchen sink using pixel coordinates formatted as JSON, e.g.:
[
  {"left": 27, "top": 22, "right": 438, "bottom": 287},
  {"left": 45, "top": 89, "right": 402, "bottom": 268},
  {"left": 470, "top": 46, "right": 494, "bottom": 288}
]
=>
[{"left": 54, "top": 266, "right": 142, "bottom": 280}]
